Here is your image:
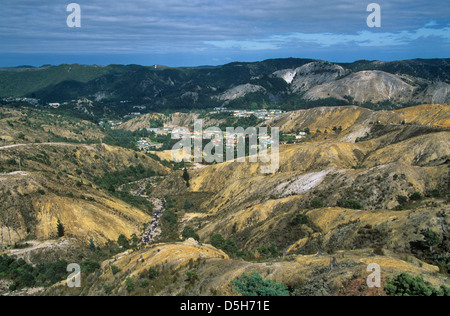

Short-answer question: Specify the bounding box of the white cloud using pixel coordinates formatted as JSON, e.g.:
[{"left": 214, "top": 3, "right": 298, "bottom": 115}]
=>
[{"left": 205, "top": 23, "right": 450, "bottom": 50}]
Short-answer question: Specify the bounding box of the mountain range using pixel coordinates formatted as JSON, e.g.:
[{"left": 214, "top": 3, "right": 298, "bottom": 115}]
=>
[{"left": 1, "top": 58, "right": 450, "bottom": 115}]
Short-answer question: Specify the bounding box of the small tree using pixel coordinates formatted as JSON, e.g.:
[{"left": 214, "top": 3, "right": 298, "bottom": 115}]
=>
[
  {"left": 88, "top": 238, "right": 96, "bottom": 252},
  {"left": 421, "top": 229, "right": 440, "bottom": 251},
  {"left": 125, "top": 277, "right": 135, "bottom": 293},
  {"left": 210, "top": 234, "right": 226, "bottom": 249},
  {"left": 56, "top": 219, "right": 65, "bottom": 237},
  {"left": 183, "top": 168, "right": 190, "bottom": 187},
  {"left": 182, "top": 226, "right": 200, "bottom": 242},
  {"left": 117, "top": 234, "right": 130, "bottom": 249},
  {"left": 183, "top": 199, "right": 193, "bottom": 210}
]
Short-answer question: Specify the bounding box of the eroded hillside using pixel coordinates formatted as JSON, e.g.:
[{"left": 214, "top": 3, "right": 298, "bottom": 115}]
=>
[{"left": 0, "top": 104, "right": 449, "bottom": 296}]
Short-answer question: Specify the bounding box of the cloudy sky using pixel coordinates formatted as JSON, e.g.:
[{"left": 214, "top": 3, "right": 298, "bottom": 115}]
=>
[{"left": 0, "top": 0, "right": 449, "bottom": 67}]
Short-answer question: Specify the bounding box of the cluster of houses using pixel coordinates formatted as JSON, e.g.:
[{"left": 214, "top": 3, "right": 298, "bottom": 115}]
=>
[
  {"left": 212, "top": 107, "right": 285, "bottom": 120},
  {"left": 136, "top": 138, "right": 163, "bottom": 151},
  {"left": 138, "top": 125, "right": 278, "bottom": 152},
  {"left": 2, "top": 97, "right": 40, "bottom": 106}
]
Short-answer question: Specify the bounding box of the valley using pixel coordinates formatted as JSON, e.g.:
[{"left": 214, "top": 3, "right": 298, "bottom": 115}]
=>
[{"left": 0, "top": 77, "right": 449, "bottom": 296}]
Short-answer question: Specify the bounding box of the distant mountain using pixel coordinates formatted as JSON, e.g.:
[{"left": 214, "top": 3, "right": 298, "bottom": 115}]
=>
[{"left": 0, "top": 58, "right": 449, "bottom": 116}]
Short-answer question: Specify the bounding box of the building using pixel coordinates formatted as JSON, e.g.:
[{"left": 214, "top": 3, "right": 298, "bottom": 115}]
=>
[{"left": 49, "top": 103, "right": 60, "bottom": 109}]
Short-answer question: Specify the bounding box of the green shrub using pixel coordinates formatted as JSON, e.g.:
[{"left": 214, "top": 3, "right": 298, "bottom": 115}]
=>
[
  {"left": 117, "top": 234, "right": 130, "bottom": 249},
  {"left": 291, "top": 212, "right": 308, "bottom": 225},
  {"left": 232, "top": 272, "right": 289, "bottom": 296},
  {"left": 257, "top": 243, "right": 279, "bottom": 259},
  {"left": 210, "top": 234, "right": 226, "bottom": 249},
  {"left": 139, "top": 279, "right": 150, "bottom": 288},
  {"left": 148, "top": 267, "right": 159, "bottom": 279},
  {"left": 183, "top": 199, "right": 193, "bottom": 210},
  {"left": 311, "top": 199, "right": 324, "bottom": 209},
  {"left": 385, "top": 273, "right": 450, "bottom": 296},
  {"left": 181, "top": 226, "right": 200, "bottom": 242},
  {"left": 111, "top": 265, "right": 120, "bottom": 275},
  {"left": 410, "top": 192, "right": 423, "bottom": 201},
  {"left": 337, "top": 199, "right": 362, "bottom": 209},
  {"left": 397, "top": 195, "right": 408, "bottom": 205},
  {"left": 126, "top": 277, "right": 135, "bottom": 292},
  {"left": 103, "top": 284, "right": 112, "bottom": 295},
  {"left": 80, "top": 259, "right": 100, "bottom": 274},
  {"left": 186, "top": 270, "right": 199, "bottom": 284},
  {"left": 430, "top": 189, "right": 441, "bottom": 198},
  {"left": 421, "top": 229, "right": 440, "bottom": 249}
]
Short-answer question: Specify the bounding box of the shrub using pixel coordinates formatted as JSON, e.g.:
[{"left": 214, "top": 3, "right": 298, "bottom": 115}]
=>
[
  {"left": 181, "top": 226, "right": 200, "bottom": 242},
  {"left": 410, "top": 192, "right": 423, "bottom": 201},
  {"left": 430, "top": 189, "right": 441, "bottom": 198},
  {"left": 103, "top": 284, "right": 112, "bottom": 295},
  {"left": 232, "top": 272, "right": 289, "bottom": 296},
  {"left": 291, "top": 212, "right": 308, "bottom": 225},
  {"left": 397, "top": 195, "right": 408, "bottom": 205},
  {"left": 80, "top": 259, "right": 100, "bottom": 274},
  {"left": 257, "top": 243, "right": 279, "bottom": 259},
  {"left": 210, "top": 234, "right": 226, "bottom": 249},
  {"left": 148, "top": 267, "right": 159, "bottom": 279},
  {"left": 385, "top": 273, "right": 450, "bottom": 296},
  {"left": 183, "top": 199, "right": 193, "bottom": 210},
  {"left": 139, "top": 279, "right": 150, "bottom": 288},
  {"left": 126, "top": 277, "right": 135, "bottom": 292},
  {"left": 111, "top": 265, "right": 120, "bottom": 275},
  {"left": 311, "top": 199, "right": 324, "bottom": 209},
  {"left": 186, "top": 270, "right": 199, "bottom": 284},
  {"left": 117, "top": 234, "right": 130, "bottom": 249},
  {"left": 421, "top": 229, "right": 440, "bottom": 249},
  {"left": 337, "top": 199, "right": 362, "bottom": 209}
]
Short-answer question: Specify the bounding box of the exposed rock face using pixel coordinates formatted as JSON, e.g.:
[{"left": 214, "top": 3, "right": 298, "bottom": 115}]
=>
[
  {"left": 304, "top": 71, "right": 416, "bottom": 104},
  {"left": 290, "top": 61, "right": 348, "bottom": 93},
  {"left": 214, "top": 83, "right": 266, "bottom": 101}
]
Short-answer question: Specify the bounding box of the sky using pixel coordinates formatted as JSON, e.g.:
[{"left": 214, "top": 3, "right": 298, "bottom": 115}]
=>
[{"left": 0, "top": 0, "right": 449, "bottom": 67}]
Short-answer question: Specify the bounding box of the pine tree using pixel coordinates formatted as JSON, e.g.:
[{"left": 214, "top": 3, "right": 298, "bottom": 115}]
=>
[
  {"left": 89, "top": 238, "right": 96, "bottom": 252},
  {"left": 183, "top": 168, "right": 190, "bottom": 187},
  {"left": 57, "top": 219, "right": 65, "bottom": 237}
]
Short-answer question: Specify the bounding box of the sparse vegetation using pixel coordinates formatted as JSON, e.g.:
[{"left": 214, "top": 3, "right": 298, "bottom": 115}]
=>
[
  {"left": 232, "top": 272, "right": 289, "bottom": 296},
  {"left": 0, "top": 255, "right": 68, "bottom": 290},
  {"left": 385, "top": 273, "right": 450, "bottom": 296}
]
